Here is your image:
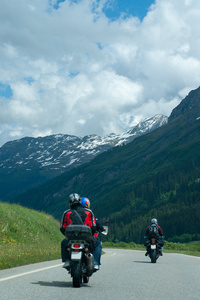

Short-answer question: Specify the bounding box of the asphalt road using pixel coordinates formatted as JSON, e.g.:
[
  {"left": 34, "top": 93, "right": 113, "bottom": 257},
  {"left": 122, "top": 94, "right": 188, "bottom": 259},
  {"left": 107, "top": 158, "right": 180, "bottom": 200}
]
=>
[{"left": 0, "top": 248, "right": 200, "bottom": 300}]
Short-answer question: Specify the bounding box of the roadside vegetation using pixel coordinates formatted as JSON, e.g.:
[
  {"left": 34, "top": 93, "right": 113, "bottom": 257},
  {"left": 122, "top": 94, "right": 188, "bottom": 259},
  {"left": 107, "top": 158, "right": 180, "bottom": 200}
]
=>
[
  {"left": 0, "top": 201, "right": 62, "bottom": 270},
  {"left": 0, "top": 202, "right": 199, "bottom": 271},
  {"left": 103, "top": 240, "right": 200, "bottom": 257}
]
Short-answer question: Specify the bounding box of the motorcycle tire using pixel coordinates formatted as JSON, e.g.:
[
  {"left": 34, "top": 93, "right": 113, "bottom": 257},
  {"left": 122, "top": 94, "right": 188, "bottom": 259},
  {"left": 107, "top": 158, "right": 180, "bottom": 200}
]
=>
[
  {"left": 71, "top": 261, "right": 82, "bottom": 288},
  {"left": 83, "top": 274, "right": 89, "bottom": 283},
  {"left": 151, "top": 249, "right": 157, "bottom": 263}
]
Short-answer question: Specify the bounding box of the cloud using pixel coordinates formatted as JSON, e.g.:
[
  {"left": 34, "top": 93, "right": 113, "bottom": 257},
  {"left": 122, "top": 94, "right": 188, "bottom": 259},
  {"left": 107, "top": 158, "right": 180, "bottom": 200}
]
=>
[{"left": 0, "top": 0, "right": 200, "bottom": 146}]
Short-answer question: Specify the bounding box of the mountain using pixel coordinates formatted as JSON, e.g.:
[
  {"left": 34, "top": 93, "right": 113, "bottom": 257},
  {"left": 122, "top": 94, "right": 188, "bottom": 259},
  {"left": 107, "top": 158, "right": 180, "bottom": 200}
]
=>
[
  {"left": 0, "top": 114, "right": 167, "bottom": 200},
  {"left": 10, "top": 86, "right": 200, "bottom": 243},
  {"left": 169, "top": 87, "right": 200, "bottom": 122}
]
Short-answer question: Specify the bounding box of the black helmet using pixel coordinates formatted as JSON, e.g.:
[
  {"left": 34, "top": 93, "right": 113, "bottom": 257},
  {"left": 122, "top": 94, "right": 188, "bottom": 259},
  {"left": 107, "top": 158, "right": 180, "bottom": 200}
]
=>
[
  {"left": 68, "top": 193, "right": 81, "bottom": 208},
  {"left": 151, "top": 218, "right": 158, "bottom": 225}
]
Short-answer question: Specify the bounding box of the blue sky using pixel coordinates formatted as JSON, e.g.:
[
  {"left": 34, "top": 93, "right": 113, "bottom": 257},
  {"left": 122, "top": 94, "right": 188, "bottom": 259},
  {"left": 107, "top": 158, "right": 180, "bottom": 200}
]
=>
[
  {"left": 0, "top": 0, "right": 200, "bottom": 147},
  {"left": 0, "top": 83, "right": 13, "bottom": 99},
  {"left": 103, "top": 0, "right": 155, "bottom": 20},
  {"left": 54, "top": 0, "right": 155, "bottom": 20}
]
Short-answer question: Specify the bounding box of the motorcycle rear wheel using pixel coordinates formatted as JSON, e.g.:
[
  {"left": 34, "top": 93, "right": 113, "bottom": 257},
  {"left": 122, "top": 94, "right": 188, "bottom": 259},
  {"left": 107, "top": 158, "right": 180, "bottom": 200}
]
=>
[
  {"left": 83, "top": 274, "right": 89, "bottom": 283},
  {"left": 151, "top": 249, "right": 157, "bottom": 263},
  {"left": 71, "top": 261, "right": 82, "bottom": 287}
]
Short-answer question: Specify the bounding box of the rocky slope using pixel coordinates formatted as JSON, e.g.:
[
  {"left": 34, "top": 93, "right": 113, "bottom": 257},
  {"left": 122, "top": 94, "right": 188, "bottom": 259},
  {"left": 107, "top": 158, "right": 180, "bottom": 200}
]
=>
[{"left": 0, "top": 114, "right": 167, "bottom": 200}]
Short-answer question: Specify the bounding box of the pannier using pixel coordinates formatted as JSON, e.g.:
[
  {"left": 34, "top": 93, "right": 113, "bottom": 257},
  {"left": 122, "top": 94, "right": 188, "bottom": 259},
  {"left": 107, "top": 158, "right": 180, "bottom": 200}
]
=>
[{"left": 65, "top": 225, "right": 92, "bottom": 242}]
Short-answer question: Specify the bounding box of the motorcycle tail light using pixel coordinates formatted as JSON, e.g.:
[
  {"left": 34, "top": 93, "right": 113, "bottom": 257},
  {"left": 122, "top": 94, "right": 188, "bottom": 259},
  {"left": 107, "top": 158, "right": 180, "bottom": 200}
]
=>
[{"left": 73, "top": 244, "right": 81, "bottom": 251}]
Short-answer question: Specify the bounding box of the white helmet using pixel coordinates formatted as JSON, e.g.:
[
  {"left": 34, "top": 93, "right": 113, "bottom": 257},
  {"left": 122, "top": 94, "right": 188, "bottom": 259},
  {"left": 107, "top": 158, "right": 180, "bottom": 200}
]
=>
[{"left": 151, "top": 218, "right": 158, "bottom": 225}]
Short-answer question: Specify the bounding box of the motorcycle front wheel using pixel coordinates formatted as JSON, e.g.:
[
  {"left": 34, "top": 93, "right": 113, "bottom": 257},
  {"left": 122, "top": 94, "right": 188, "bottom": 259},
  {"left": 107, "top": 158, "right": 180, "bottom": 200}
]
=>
[{"left": 71, "top": 261, "right": 82, "bottom": 287}]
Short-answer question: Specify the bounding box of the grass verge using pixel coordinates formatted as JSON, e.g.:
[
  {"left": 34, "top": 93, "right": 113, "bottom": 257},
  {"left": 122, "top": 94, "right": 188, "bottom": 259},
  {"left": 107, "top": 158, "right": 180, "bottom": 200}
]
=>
[{"left": 0, "top": 202, "right": 62, "bottom": 270}]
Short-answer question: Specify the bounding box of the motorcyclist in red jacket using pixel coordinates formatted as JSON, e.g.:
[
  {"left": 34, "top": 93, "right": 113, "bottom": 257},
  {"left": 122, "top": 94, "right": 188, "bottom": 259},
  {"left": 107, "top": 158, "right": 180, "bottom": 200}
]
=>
[
  {"left": 145, "top": 218, "right": 164, "bottom": 256},
  {"left": 60, "top": 193, "right": 96, "bottom": 269}
]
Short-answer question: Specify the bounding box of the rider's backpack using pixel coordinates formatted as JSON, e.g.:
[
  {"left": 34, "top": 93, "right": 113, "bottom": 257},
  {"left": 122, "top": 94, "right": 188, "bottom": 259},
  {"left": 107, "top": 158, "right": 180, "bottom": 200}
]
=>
[{"left": 148, "top": 224, "right": 159, "bottom": 237}]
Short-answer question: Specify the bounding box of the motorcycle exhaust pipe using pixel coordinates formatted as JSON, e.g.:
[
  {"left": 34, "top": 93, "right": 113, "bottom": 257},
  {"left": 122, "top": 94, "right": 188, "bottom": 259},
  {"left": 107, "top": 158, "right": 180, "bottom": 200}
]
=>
[
  {"left": 86, "top": 253, "right": 94, "bottom": 270},
  {"left": 85, "top": 253, "right": 94, "bottom": 276}
]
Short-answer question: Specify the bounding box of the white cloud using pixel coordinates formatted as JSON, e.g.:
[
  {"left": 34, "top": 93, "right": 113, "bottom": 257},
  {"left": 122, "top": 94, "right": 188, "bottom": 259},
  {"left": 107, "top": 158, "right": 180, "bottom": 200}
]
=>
[{"left": 0, "top": 0, "right": 200, "bottom": 146}]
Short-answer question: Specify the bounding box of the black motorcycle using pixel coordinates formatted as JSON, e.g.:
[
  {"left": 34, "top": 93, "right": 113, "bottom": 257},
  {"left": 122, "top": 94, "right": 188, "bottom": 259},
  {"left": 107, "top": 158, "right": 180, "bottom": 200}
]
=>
[
  {"left": 65, "top": 225, "right": 94, "bottom": 287},
  {"left": 144, "top": 236, "right": 164, "bottom": 263}
]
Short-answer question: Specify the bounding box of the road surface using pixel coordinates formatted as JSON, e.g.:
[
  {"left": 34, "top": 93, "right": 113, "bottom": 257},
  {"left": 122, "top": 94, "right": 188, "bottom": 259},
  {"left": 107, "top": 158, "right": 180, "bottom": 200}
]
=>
[{"left": 0, "top": 248, "right": 199, "bottom": 300}]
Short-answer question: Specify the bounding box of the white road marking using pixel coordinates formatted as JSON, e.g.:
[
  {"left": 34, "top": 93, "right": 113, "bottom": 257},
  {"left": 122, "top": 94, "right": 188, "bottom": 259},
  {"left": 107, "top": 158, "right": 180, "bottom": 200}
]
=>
[{"left": 0, "top": 263, "right": 63, "bottom": 282}]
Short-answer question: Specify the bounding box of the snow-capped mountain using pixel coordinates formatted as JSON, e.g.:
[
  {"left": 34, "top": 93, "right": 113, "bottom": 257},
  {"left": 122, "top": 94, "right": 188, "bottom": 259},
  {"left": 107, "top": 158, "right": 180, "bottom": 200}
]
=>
[
  {"left": 0, "top": 114, "right": 167, "bottom": 173},
  {"left": 0, "top": 114, "right": 167, "bottom": 200}
]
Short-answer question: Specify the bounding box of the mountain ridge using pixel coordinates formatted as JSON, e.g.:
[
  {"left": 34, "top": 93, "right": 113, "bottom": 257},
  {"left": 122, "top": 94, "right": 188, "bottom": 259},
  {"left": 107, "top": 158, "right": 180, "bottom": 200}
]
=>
[{"left": 0, "top": 114, "right": 167, "bottom": 200}]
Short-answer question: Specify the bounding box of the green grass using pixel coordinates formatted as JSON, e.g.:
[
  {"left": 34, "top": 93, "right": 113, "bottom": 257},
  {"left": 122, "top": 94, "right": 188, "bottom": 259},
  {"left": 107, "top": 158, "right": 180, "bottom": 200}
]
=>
[
  {"left": 102, "top": 241, "right": 200, "bottom": 257},
  {"left": 0, "top": 201, "right": 63, "bottom": 270}
]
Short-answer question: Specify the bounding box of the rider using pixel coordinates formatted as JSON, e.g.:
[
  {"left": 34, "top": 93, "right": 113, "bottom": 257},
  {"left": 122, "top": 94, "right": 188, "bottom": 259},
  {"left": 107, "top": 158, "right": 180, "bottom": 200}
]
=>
[
  {"left": 81, "top": 197, "right": 105, "bottom": 271},
  {"left": 60, "top": 193, "right": 96, "bottom": 269},
  {"left": 145, "top": 218, "right": 164, "bottom": 256}
]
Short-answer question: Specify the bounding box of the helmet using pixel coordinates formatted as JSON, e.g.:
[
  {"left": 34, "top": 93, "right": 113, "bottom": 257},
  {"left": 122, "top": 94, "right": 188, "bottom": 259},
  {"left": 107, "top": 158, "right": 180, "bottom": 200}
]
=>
[
  {"left": 68, "top": 193, "right": 81, "bottom": 208},
  {"left": 81, "top": 197, "right": 90, "bottom": 209},
  {"left": 151, "top": 218, "right": 158, "bottom": 225}
]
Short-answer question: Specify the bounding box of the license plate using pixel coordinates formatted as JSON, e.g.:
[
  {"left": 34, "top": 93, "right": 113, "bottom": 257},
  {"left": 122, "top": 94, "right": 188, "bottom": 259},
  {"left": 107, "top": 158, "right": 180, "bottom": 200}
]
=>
[
  {"left": 71, "top": 251, "right": 82, "bottom": 260},
  {"left": 151, "top": 245, "right": 156, "bottom": 249}
]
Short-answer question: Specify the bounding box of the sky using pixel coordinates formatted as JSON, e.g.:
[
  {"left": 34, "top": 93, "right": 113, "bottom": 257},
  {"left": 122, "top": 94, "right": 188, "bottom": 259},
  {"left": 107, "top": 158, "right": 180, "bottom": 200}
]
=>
[{"left": 1, "top": 0, "right": 200, "bottom": 147}]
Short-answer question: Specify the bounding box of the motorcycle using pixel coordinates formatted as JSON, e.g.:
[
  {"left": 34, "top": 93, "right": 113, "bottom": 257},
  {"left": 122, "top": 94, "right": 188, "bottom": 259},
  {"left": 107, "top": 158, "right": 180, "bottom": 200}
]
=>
[
  {"left": 65, "top": 224, "right": 94, "bottom": 287},
  {"left": 144, "top": 236, "right": 164, "bottom": 263}
]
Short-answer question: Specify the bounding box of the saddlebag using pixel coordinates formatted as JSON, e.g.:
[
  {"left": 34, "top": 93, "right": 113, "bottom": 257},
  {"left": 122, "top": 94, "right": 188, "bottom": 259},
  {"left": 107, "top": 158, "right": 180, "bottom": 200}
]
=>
[
  {"left": 158, "top": 236, "right": 164, "bottom": 246},
  {"left": 65, "top": 225, "right": 92, "bottom": 242}
]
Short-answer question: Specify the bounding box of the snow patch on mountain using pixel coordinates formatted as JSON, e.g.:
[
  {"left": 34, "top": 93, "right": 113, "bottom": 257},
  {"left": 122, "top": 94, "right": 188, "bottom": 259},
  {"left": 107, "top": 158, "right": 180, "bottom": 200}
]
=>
[{"left": 0, "top": 115, "right": 168, "bottom": 175}]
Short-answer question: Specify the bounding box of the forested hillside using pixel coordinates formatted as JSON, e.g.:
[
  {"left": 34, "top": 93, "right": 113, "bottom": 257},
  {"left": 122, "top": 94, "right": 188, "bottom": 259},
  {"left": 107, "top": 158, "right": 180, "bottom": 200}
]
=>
[
  {"left": 0, "top": 115, "right": 167, "bottom": 201},
  {"left": 11, "top": 87, "right": 200, "bottom": 243}
]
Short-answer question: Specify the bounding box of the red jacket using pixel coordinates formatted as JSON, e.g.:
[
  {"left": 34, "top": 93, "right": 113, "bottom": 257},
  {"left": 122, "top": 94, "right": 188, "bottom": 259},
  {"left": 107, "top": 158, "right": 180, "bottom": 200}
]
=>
[
  {"left": 146, "top": 224, "right": 163, "bottom": 237},
  {"left": 60, "top": 205, "right": 96, "bottom": 235}
]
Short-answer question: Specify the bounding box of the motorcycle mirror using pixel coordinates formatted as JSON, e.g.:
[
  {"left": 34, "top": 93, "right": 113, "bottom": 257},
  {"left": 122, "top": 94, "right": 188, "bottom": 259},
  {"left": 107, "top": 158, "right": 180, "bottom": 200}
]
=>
[{"left": 101, "top": 226, "right": 108, "bottom": 235}]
